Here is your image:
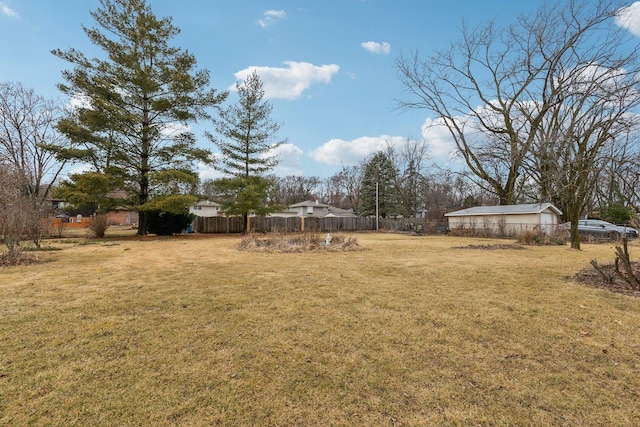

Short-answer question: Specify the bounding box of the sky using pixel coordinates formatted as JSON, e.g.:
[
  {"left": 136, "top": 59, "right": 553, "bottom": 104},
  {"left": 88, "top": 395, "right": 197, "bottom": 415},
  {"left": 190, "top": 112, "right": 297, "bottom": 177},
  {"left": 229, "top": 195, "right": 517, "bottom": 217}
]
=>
[{"left": 2, "top": 0, "right": 640, "bottom": 180}]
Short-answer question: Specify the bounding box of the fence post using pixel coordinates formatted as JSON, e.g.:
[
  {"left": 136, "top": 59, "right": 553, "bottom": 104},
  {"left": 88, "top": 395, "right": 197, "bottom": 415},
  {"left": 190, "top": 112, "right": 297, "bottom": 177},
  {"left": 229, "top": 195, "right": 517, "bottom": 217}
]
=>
[{"left": 301, "top": 217, "right": 305, "bottom": 232}]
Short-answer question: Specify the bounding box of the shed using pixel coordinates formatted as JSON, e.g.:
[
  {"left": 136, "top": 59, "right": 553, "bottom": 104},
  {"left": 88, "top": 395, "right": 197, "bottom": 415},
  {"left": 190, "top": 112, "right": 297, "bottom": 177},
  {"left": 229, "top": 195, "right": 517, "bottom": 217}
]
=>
[{"left": 444, "top": 203, "right": 562, "bottom": 236}]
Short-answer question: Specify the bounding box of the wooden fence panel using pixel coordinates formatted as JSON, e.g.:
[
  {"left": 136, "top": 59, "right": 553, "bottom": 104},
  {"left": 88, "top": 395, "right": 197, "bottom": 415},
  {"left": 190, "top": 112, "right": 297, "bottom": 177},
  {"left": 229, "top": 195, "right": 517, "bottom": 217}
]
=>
[
  {"left": 192, "top": 216, "right": 449, "bottom": 234},
  {"left": 251, "top": 216, "right": 302, "bottom": 233},
  {"left": 193, "top": 216, "right": 245, "bottom": 233}
]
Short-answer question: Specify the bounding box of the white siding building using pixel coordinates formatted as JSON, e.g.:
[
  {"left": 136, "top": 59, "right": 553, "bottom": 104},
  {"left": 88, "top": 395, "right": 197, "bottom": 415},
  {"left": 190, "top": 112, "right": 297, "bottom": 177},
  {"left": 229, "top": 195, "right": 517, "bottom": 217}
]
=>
[
  {"left": 189, "top": 200, "right": 222, "bottom": 217},
  {"left": 444, "top": 203, "right": 562, "bottom": 235}
]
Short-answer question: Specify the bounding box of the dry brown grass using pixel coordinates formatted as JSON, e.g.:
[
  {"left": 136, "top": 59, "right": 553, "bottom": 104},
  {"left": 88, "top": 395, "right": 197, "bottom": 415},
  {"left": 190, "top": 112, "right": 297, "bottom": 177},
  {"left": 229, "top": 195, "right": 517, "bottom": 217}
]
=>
[{"left": 2, "top": 234, "right": 640, "bottom": 426}]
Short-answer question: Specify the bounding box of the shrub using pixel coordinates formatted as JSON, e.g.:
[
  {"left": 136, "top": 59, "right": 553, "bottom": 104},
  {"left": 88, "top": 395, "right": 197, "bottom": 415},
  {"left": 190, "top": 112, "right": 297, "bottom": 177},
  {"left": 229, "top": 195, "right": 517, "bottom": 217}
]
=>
[
  {"left": 86, "top": 213, "right": 110, "bottom": 238},
  {"left": 599, "top": 203, "right": 634, "bottom": 225},
  {"left": 238, "top": 232, "right": 365, "bottom": 253},
  {"left": 146, "top": 210, "right": 195, "bottom": 236},
  {"left": 517, "top": 229, "right": 566, "bottom": 246}
]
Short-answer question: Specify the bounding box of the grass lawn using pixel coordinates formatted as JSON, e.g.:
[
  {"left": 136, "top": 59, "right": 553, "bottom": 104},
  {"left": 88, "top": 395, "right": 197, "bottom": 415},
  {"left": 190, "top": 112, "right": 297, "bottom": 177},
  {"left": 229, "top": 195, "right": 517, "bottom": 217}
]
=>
[{"left": 1, "top": 233, "right": 640, "bottom": 426}]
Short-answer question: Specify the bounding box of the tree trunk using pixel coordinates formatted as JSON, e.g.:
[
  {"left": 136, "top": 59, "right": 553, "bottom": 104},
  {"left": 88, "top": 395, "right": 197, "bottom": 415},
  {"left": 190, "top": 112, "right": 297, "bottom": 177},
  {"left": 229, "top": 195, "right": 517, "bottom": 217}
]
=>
[
  {"left": 138, "top": 97, "right": 151, "bottom": 236},
  {"left": 568, "top": 209, "right": 581, "bottom": 250},
  {"left": 137, "top": 210, "right": 148, "bottom": 236}
]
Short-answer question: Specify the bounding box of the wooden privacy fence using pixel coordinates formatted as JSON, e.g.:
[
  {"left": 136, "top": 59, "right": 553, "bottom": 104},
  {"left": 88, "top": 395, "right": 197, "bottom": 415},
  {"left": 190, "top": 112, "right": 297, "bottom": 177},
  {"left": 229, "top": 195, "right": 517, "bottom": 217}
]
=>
[{"left": 192, "top": 216, "right": 449, "bottom": 234}]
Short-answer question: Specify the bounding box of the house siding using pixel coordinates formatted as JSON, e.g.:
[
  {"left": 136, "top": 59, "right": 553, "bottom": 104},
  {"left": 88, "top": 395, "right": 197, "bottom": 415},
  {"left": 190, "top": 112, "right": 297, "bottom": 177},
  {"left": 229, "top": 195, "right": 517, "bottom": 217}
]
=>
[
  {"left": 108, "top": 210, "right": 138, "bottom": 226},
  {"left": 446, "top": 206, "right": 560, "bottom": 236}
]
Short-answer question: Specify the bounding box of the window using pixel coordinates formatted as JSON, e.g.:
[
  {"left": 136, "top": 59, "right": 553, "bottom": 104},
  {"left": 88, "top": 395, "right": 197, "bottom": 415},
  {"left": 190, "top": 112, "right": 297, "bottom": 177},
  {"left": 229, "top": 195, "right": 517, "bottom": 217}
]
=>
[{"left": 307, "top": 206, "right": 314, "bottom": 214}]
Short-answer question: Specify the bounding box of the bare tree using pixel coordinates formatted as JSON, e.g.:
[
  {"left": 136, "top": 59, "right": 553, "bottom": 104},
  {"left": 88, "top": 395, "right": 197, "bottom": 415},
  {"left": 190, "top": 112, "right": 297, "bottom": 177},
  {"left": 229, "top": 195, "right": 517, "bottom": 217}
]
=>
[
  {"left": 326, "top": 165, "right": 364, "bottom": 213},
  {"left": 271, "top": 175, "right": 323, "bottom": 206},
  {"left": 397, "top": 0, "right": 640, "bottom": 249},
  {"left": 0, "top": 82, "right": 68, "bottom": 202},
  {"left": 0, "top": 82, "right": 71, "bottom": 247},
  {"left": 388, "top": 138, "right": 430, "bottom": 217},
  {"left": 396, "top": 17, "right": 550, "bottom": 205},
  {"left": 591, "top": 135, "right": 640, "bottom": 215},
  {"left": 0, "top": 164, "right": 31, "bottom": 263}
]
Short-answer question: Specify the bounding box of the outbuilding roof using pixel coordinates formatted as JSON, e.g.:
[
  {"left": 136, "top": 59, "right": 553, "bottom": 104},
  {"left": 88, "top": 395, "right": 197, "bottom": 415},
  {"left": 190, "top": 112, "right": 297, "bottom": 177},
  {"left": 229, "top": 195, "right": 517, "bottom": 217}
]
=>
[{"left": 444, "top": 203, "right": 562, "bottom": 217}]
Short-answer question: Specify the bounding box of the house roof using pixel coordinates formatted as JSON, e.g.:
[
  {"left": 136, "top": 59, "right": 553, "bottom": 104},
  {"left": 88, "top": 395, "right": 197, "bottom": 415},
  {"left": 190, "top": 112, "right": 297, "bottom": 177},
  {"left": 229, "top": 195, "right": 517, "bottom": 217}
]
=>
[
  {"left": 327, "top": 206, "right": 357, "bottom": 217},
  {"left": 444, "top": 203, "right": 562, "bottom": 217},
  {"left": 288, "top": 200, "right": 330, "bottom": 208},
  {"left": 194, "top": 200, "right": 221, "bottom": 207},
  {"left": 282, "top": 200, "right": 356, "bottom": 217}
]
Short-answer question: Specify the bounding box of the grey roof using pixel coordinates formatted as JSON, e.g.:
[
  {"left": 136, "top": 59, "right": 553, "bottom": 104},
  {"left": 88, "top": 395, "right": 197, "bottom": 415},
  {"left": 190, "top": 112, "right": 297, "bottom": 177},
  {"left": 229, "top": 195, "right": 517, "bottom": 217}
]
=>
[
  {"left": 444, "top": 203, "right": 562, "bottom": 217},
  {"left": 327, "top": 206, "right": 357, "bottom": 217},
  {"left": 194, "top": 200, "right": 221, "bottom": 207},
  {"left": 288, "top": 200, "right": 330, "bottom": 208}
]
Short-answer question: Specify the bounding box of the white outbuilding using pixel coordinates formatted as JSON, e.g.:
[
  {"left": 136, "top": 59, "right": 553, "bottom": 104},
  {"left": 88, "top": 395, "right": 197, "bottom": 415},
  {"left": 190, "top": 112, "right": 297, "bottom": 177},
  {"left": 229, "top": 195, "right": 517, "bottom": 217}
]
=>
[{"left": 444, "top": 203, "right": 563, "bottom": 236}]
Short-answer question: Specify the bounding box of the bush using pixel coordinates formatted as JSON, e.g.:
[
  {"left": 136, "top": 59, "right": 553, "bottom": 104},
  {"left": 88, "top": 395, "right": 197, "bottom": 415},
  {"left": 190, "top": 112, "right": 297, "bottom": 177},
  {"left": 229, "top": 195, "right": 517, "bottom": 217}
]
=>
[
  {"left": 238, "top": 232, "right": 365, "bottom": 253},
  {"left": 599, "top": 203, "right": 634, "bottom": 225},
  {"left": 146, "top": 210, "right": 195, "bottom": 236},
  {"left": 86, "top": 213, "right": 110, "bottom": 238},
  {"left": 517, "top": 229, "right": 566, "bottom": 246}
]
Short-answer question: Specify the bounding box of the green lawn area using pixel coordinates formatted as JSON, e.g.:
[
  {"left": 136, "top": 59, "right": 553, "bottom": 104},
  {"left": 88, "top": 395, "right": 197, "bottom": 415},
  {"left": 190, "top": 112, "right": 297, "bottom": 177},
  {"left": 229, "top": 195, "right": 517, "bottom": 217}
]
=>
[{"left": 1, "top": 233, "right": 639, "bottom": 426}]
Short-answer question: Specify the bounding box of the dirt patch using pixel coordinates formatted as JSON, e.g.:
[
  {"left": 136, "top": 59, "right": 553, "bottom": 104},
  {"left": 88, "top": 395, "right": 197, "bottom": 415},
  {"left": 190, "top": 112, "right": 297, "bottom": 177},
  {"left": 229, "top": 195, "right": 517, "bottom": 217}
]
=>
[
  {"left": 453, "top": 244, "right": 526, "bottom": 250},
  {"left": 573, "top": 261, "right": 640, "bottom": 298}
]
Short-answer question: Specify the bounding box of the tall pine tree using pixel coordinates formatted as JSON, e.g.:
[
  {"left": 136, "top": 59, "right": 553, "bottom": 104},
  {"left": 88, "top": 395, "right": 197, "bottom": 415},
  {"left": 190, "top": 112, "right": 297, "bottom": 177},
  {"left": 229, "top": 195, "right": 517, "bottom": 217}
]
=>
[
  {"left": 358, "top": 152, "right": 404, "bottom": 218},
  {"left": 206, "top": 71, "right": 286, "bottom": 232},
  {"left": 52, "top": 0, "right": 226, "bottom": 235}
]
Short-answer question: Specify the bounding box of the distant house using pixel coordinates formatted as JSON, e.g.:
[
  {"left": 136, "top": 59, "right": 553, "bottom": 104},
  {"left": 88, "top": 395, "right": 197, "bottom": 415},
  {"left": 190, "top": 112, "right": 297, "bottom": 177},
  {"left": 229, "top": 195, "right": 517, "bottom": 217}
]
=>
[
  {"left": 48, "top": 187, "right": 138, "bottom": 226},
  {"left": 269, "top": 200, "right": 357, "bottom": 218},
  {"left": 108, "top": 208, "right": 139, "bottom": 226},
  {"left": 444, "top": 203, "right": 562, "bottom": 235},
  {"left": 105, "top": 190, "right": 138, "bottom": 226},
  {"left": 190, "top": 200, "right": 223, "bottom": 217},
  {"left": 287, "top": 200, "right": 330, "bottom": 217}
]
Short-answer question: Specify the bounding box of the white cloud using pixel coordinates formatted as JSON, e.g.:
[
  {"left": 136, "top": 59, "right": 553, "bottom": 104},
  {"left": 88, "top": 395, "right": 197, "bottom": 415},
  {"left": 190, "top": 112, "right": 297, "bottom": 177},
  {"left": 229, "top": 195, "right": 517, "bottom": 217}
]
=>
[
  {"left": 196, "top": 161, "right": 222, "bottom": 181},
  {"left": 420, "top": 117, "right": 458, "bottom": 161},
  {"left": 66, "top": 93, "right": 91, "bottom": 111},
  {"left": 310, "top": 135, "right": 407, "bottom": 166},
  {"left": 63, "top": 163, "right": 93, "bottom": 179},
  {"left": 231, "top": 61, "right": 340, "bottom": 100},
  {"left": 159, "top": 122, "right": 190, "bottom": 137},
  {"left": 0, "top": 2, "right": 18, "bottom": 19},
  {"left": 307, "top": 119, "right": 459, "bottom": 169},
  {"left": 259, "top": 10, "right": 286, "bottom": 28},
  {"left": 272, "top": 143, "right": 304, "bottom": 176},
  {"left": 616, "top": 2, "right": 640, "bottom": 36},
  {"left": 361, "top": 41, "right": 391, "bottom": 55}
]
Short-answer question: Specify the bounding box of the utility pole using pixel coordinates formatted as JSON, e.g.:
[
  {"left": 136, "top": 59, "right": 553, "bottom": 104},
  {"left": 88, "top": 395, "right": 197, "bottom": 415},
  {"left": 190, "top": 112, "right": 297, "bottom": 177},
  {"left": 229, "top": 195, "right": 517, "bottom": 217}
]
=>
[
  {"left": 375, "top": 166, "right": 379, "bottom": 230},
  {"left": 375, "top": 180, "right": 379, "bottom": 230}
]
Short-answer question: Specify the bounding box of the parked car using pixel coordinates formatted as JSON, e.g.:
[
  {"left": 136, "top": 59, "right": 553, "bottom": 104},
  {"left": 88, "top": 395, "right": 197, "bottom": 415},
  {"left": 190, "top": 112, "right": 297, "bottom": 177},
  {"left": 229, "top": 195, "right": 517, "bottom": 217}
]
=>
[{"left": 558, "top": 219, "right": 638, "bottom": 240}]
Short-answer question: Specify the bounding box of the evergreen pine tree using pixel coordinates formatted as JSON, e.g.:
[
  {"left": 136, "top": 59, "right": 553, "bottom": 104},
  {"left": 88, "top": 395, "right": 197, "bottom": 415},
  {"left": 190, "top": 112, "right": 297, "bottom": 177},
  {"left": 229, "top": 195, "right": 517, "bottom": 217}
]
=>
[
  {"left": 52, "top": 0, "right": 226, "bottom": 235},
  {"left": 206, "top": 71, "right": 286, "bottom": 232},
  {"left": 358, "top": 152, "right": 404, "bottom": 218}
]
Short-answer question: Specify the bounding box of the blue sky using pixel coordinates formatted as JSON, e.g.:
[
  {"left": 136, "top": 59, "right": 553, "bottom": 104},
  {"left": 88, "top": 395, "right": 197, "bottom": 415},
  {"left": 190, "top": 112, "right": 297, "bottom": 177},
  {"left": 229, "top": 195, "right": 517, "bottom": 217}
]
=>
[{"left": 2, "top": 1, "right": 640, "bottom": 180}]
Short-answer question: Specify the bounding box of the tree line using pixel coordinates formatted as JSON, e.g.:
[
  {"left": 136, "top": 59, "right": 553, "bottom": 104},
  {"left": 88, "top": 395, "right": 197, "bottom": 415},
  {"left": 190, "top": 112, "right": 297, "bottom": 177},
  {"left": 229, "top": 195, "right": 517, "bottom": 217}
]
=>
[{"left": 2, "top": 0, "right": 640, "bottom": 262}]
